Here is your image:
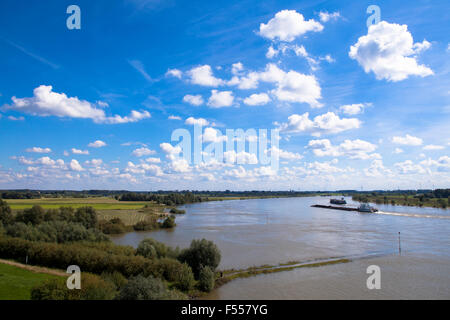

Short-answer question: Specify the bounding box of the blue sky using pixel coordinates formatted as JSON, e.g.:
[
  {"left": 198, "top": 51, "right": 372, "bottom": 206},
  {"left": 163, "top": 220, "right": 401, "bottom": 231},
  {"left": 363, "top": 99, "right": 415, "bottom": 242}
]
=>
[{"left": 0, "top": 0, "right": 449, "bottom": 190}]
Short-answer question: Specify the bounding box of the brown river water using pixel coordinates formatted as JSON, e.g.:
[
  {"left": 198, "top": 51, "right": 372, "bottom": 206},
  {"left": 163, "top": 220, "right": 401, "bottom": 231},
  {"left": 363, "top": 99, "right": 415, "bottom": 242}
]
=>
[{"left": 111, "top": 196, "right": 450, "bottom": 299}]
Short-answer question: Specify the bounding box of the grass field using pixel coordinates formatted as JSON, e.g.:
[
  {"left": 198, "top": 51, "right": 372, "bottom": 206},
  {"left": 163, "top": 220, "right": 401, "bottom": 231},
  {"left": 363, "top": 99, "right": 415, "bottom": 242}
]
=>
[
  {"left": 7, "top": 197, "right": 153, "bottom": 210},
  {"left": 0, "top": 263, "right": 62, "bottom": 300}
]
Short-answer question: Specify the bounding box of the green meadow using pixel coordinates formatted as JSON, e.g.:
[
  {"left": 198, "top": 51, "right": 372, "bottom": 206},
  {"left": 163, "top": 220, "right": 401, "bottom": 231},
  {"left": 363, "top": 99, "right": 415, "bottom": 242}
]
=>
[{"left": 0, "top": 263, "right": 62, "bottom": 300}]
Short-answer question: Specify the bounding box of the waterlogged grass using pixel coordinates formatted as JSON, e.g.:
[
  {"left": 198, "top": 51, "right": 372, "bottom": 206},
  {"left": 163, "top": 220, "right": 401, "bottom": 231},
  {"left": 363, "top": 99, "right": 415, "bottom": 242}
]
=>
[
  {"left": 216, "top": 259, "right": 351, "bottom": 287},
  {"left": 0, "top": 263, "right": 62, "bottom": 300}
]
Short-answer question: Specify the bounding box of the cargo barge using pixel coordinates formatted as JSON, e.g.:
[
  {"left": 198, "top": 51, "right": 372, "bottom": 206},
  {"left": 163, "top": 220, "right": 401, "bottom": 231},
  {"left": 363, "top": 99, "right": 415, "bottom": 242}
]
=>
[{"left": 311, "top": 203, "right": 378, "bottom": 213}]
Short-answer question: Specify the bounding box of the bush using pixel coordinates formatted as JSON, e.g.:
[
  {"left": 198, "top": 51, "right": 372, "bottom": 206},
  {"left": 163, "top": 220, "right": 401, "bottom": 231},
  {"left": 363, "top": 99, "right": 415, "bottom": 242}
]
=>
[
  {"left": 198, "top": 266, "right": 215, "bottom": 292},
  {"left": 101, "top": 271, "right": 128, "bottom": 291},
  {"left": 173, "top": 262, "right": 195, "bottom": 291},
  {"left": 31, "top": 273, "right": 116, "bottom": 300},
  {"left": 169, "top": 208, "right": 185, "bottom": 214},
  {"left": 73, "top": 207, "right": 98, "bottom": 229},
  {"left": 133, "top": 218, "right": 158, "bottom": 231},
  {"left": 117, "top": 275, "right": 170, "bottom": 300},
  {"left": 98, "top": 218, "right": 129, "bottom": 234},
  {"left": 178, "top": 239, "right": 221, "bottom": 278},
  {"left": 161, "top": 215, "right": 176, "bottom": 228}
]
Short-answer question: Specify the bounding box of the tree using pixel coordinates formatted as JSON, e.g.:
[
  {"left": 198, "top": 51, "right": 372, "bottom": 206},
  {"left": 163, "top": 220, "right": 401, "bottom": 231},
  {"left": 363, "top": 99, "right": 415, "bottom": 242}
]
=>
[
  {"left": 161, "top": 215, "right": 176, "bottom": 228},
  {"left": 15, "top": 205, "right": 46, "bottom": 225},
  {"left": 136, "top": 238, "right": 169, "bottom": 259},
  {"left": 117, "top": 275, "right": 170, "bottom": 300},
  {"left": 198, "top": 265, "right": 215, "bottom": 292},
  {"left": 0, "top": 199, "right": 13, "bottom": 225},
  {"left": 178, "top": 239, "right": 221, "bottom": 278},
  {"left": 73, "top": 207, "right": 98, "bottom": 229}
]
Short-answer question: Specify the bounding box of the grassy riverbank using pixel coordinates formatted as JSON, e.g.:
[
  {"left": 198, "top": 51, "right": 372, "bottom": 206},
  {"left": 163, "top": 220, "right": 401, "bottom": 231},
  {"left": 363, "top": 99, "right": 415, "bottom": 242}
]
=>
[{"left": 352, "top": 194, "right": 449, "bottom": 209}]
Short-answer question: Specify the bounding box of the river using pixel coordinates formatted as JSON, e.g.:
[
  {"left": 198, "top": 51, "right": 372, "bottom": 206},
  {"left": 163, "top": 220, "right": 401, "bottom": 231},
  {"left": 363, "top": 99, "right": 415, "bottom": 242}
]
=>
[{"left": 110, "top": 196, "right": 450, "bottom": 299}]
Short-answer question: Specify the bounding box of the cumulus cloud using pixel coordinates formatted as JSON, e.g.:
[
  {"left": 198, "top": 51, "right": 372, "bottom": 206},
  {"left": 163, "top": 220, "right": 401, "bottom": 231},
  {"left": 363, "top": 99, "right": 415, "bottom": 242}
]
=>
[
  {"left": 392, "top": 134, "right": 423, "bottom": 146},
  {"left": 71, "top": 148, "right": 89, "bottom": 155},
  {"left": 364, "top": 159, "right": 392, "bottom": 177},
  {"left": 395, "top": 160, "right": 427, "bottom": 174},
  {"left": 168, "top": 115, "right": 181, "bottom": 120},
  {"left": 26, "top": 147, "right": 52, "bottom": 153},
  {"left": 231, "top": 62, "right": 244, "bottom": 75},
  {"left": 259, "top": 10, "right": 323, "bottom": 42},
  {"left": 207, "top": 90, "right": 234, "bottom": 108},
  {"left": 201, "top": 127, "right": 227, "bottom": 143},
  {"left": 183, "top": 94, "right": 204, "bottom": 106},
  {"left": 420, "top": 156, "right": 450, "bottom": 172},
  {"left": 88, "top": 140, "right": 106, "bottom": 148},
  {"left": 69, "top": 159, "right": 84, "bottom": 171},
  {"left": 185, "top": 117, "right": 209, "bottom": 126},
  {"left": 132, "top": 147, "right": 156, "bottom": 157},
  {"left": 165, "top": 68, "right": 182, "bottom": 79},
  {"left": 423, "top": 145, "right": 445, "bottom": 150},
  {"left": 349, "top": 21, "right": 433, "bottom": 81},
  {"left": 318, "top": 11, "right": 341, "bottom": 22},
  {"left": 308, "top": 139, "right": 379, "bottom": 160},
  {"left": 188, "top": 65, "right": 224, "bottom": 86},
  {"left": 243, "top": 93, "right": 271, "bottom": 106},
  {"left": 266, "top": 146, "right": 303, "bottom": 161},
  {"left": 339, "top": 103, "right": 371, "bottom": 115},
  {"left": 4, "top": 85, "right": 151, "bottom": 124},
  {"left": 278, "top": 112, "right": 360, "bottom": 136}
]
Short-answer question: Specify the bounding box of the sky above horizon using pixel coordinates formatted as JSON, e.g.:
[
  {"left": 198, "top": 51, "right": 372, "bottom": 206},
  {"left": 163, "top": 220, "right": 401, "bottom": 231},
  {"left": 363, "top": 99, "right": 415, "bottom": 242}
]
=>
[{"left": 0, "top": 0, "right": 449, "bottom": 191}]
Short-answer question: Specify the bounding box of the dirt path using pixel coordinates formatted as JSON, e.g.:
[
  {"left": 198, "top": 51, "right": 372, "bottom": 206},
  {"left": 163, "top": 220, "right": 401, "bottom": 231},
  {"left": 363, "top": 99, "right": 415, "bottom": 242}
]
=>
[{"left": 0, "top": 259, "right": 67, "bottom": 277}]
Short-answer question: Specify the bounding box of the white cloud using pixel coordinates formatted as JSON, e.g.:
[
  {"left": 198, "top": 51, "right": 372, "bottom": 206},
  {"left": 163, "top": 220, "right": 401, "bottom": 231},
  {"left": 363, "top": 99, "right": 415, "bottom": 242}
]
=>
[
  {"left": 395, "top": 160, "right": 427, "bottom": 174},
  {"left": 243, "top": 93, "right": 271, "bottom": 106},
  {"left": 307, "top": 139, "right": 378, "bottom": 159},
  {"left": 69, "top": 159, "right": 84, "bottom": 172},
  {"left": 169, "top": 159, "right": 191, "bottom": 173},
  {"left": 423, "top": 145, "right": 445, "bottom": 150},
  {"left": 185, "top": 117, "right": 209, "bottom": 126},
  {"left": 160, "top": 143, "right": 182, "bottom": 160},
  {"left": 339, "top": 103, "right": 371, "bottom": 115},
  {"left": 88, "top": 140, "right": 106, "bottom": 148},
  {"left": 392, "top": 134, "right": 423, "bottom": 146},
  {"left": 8, "top": 116, "right": 25, "bottom": 121},
  {"left": 26, "top": 147, "right": 52, "bottom": 153},
  {"left": 278, "top": 112, "right": 361, "bottom": 136},
  {"left": 420, "top": 156, "right": 450, "bottom": 172},
  {"left": 71, "top": 148, "right": 89, "bottom": 155},
  {"left": 259, "top": 10, "right": 323, "bottom": 42},
  {"left": 168, "top": 115, "right": 181, "bottom": 120},
  {"left": 188, "top": 65, "right": 224, "bottom": 86},
  {"left": 145, "top": 157, "right": 161, "bottom": 163},
  {"left": 267, "top": 146, "right": 303, "bottom": 161},
  {"left": 183, "top": 94, "right": 204, "bottom": 106},
  {"left": 261, "top": 64, "right": 322, "bottom": 107},
  {"left": 318, "top": 11, "right": 341, "bottom": 22},
  {"left": 165, "top": 68, "right": 182, "bottom": 79},
  {"left": 349, "top": 21, "right": 433, "bottom": 81},
  {"left": 224, "top": 150, "right": 258, "bottom": 164},
  {"left": 207, "top": 90, "right": 234, "bottom": 108},
  {"left": 266, "top": 46, "right": 278, "bottom": 59},
  {"left": 5, "top": 85, "right": 151, "bottom": 124},
  {"left": 364, "top": 159, "right": 392, "bottom": 177},
  {"left": 231, "top": 62, "right": 244, "bottom": 75},
  {"left": 132, "top": 147, "right": 156, "bottom": 157},
  {"left": 202, "top": 127, "right": 227, "bottom": 143},
  {"left": 394, "top": 147, "right": 404, "bottom": 154}
]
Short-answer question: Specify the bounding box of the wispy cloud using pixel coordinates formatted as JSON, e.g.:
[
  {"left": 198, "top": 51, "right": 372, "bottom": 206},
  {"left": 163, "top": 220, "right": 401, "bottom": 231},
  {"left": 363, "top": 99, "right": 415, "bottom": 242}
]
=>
[
  {"left": 2, "top": 37, "right": 60, "bottom": 69},
  {"left": 128, "top": 59, "right": 154, "bottom": 82}
]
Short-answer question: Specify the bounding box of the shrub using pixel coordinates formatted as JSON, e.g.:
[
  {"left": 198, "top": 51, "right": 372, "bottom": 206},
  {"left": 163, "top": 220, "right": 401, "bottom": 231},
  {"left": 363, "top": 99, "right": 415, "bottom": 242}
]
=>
[
  {"left": 101, "top": 271, "right": 128, "bottom": 291},
  {"left": 173, "top": 262, "right": 195, "bottom": 291},
  {"left": 117, "top": 275, "right": 170, "bottom": 300},
  {"left": 73, "top": 207, "right": 98, "bottom": 229},
  {"left": 178, "top": 239, "right": 221, "bottom": 278},
  {"left": 133, "top": 218, "right": 158, "bottom": 231},
  {"left": 198, "top": 265, "right": 215, "bottom": 292},
  {"left": 31, "top": 273, "right": 116, "bottom": 300},
  {"left": 161, "top": 215, "right": 176, "bottom": 228},
  {"left": 169, "top": 208, "right": 185, "bottom": 214},
  {"left": 98, "top": 218, "right": 129, "bottom": 234}
]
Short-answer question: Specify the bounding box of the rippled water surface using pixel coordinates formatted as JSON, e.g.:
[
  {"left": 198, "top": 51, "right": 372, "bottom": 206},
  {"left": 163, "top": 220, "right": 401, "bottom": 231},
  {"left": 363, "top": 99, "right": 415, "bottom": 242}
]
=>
[{"left": 111, "top": 197, "right": 450, "bottom": 299}]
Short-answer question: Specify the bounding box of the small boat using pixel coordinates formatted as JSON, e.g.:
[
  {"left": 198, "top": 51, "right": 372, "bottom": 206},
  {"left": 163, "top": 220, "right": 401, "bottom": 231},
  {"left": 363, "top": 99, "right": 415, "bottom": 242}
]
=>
[
  {"left": 330, "top": 197, "right": 346, "bottom": 205},
  {"left": 358, "top": 203, "right": 378, "bottom": 213}
]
